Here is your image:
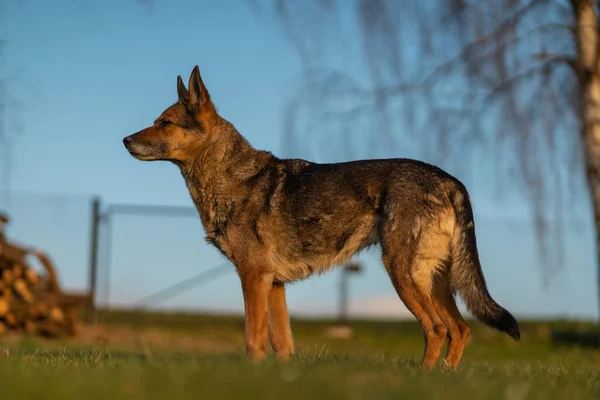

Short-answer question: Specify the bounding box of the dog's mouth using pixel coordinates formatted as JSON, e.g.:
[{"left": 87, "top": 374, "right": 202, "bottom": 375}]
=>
[
  {"left": 126, "top": 148, "right": 156, "bottom": 160},
  {"left": 126, "top": 149, "right": 143, "bottom": 157},
  {"left": 124, "top": 141, "right": 156, "bottom": 160}
]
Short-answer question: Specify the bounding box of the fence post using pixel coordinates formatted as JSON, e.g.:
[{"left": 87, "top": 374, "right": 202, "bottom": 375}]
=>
[
  {"left": 338, "top": 262, "right": 362, "bottom": 325},
  {"left": 86, "top": 196, "right": 101, "bottom": 325},
  {"left": 338, "top": 266, "right": 349, "bottom": 325}
]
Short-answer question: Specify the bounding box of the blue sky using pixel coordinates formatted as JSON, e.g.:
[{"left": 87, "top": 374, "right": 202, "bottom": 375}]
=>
[{"left": 0, "top": 0, "right": 597, "bottom": 321}]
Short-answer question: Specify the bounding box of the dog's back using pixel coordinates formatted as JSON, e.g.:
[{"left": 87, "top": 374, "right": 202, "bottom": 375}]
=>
[{"left": 256, "top": 158, "right": 458, "bottom": 279}]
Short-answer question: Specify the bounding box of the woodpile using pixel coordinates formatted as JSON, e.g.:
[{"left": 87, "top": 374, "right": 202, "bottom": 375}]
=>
[{"left": 0, "top": 239, "right": 92, "bottom": 339}]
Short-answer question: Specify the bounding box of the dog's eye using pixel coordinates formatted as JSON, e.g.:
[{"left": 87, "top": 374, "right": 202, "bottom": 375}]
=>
[{"left": 160, "top": 120, "right": 172, "bottom": 128}]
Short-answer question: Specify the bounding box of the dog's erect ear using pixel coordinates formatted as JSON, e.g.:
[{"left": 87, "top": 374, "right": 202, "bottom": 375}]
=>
[
  {"left": 188, "top": 65, "right": 211, "bottom": 110},
  {"left": 177, "top": 75, "right": 188, "bottom": 101}
]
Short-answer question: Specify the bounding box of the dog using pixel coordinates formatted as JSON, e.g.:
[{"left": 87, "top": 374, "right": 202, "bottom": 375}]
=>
[{"left": 123, "top": 66, "right": 520, "bottom": 369}]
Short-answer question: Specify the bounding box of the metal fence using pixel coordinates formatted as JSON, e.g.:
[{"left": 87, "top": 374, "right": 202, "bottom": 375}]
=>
[{"left": 0, "top": 190, "right": 598, "bottom": 322}]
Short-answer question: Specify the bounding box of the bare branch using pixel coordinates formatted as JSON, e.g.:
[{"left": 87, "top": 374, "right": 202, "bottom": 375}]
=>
[
  {"left": 483, "top": 62, "right": 571, "bottom": 104},
  {"left": 418, "top": 22, "right": 574, "bottom": 89},
  {"left": 532, "top": 52, "right": 577, "bottom": 70}
]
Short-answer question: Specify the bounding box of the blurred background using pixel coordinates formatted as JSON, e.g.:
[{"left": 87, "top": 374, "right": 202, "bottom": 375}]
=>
[{"left": 0, "top": 0, "right": 596, "bottom": 323}]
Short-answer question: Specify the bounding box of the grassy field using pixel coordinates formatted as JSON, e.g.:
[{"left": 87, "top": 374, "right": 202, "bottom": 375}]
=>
[{"left": 0, "top": 310, "right": 599, "bottom": 399}]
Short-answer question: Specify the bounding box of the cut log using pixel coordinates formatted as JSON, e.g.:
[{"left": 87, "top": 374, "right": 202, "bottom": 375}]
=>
[
  {"left": 13, "top": 279, "right": 34, "bottom": 304},
  {"left": 0, "top": 297, "right": 9, "bottom": 316},
  {"left": 1, "top": 269, "right": 14, "bottom": 285},
  {"left": 12, "top": 264, "right": 24, "bottom": 278},
  {"left": 49, "top": 307, "right": 64, "bottom": 323},
  {"left": 23, "top": 319, "right": 36, "bottom": 335},
  {"left": 24, "top": 268, "right": 40, "bottom": 286},
  {"left": 4, "top": 312, "right": 17, "bottom": 328},
  {"left": 27, "top": 302, "right": 49, "bottom": 320}
]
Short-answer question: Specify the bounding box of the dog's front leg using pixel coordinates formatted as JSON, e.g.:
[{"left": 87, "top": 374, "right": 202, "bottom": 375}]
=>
[
  {"left": 268, "top": 282, "right": 295, "bottom": 360},
  {"left": 240, "top": 271, "right": 274, "bottom": 361}
]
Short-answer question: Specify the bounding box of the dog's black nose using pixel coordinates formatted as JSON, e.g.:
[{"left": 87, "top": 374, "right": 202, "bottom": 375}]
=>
[{"left": 123, "top": 136, "right": 132, "bottom": 147}]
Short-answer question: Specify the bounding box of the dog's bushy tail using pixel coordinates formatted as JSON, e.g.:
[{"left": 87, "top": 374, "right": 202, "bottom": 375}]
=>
[{"left": 449, "top": 188, "right": 520, "bottom": 341}]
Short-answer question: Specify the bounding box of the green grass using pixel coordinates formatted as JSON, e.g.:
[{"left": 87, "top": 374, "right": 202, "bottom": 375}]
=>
[{"left": 1, "top": 310, "right": 599, "bottom": 399}]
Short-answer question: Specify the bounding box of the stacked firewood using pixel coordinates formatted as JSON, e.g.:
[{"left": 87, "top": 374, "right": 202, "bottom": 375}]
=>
[{"left": 0, "top": 240, "right": 91, "bottom": 338}]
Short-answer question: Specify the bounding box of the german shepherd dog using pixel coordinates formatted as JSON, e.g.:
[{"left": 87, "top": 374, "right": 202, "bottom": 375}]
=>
[{"left": 123, "top": 66, "right": 520, "bottom": 369}]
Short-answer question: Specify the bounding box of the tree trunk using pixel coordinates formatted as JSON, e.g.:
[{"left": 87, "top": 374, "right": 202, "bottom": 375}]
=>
[{"left": 572, "top": 0, "right": 600, "bottom": 321}]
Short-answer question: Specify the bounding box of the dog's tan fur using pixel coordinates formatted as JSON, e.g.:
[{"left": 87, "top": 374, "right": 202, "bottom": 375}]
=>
[{"left": 123, "top": 66, "right": 520, "bottom": 369}]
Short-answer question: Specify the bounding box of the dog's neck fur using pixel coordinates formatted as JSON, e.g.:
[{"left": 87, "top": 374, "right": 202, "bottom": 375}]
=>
[{"left": 178, "top": 117, "right": 274, "bottom": 243}]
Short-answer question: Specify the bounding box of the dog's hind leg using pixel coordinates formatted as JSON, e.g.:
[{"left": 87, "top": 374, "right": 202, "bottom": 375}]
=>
[
  {"left": 380, "top": 209, "right": 453, "bottom": 370},
  {"left": 240, "top": 271, "right": 274, "bottom": 361},
  {"left": 268, "top": 281, "right": 295, "bottom": 360},
  {"left": 382, "top": 248, "right": 448, "bottom": 370},
  {"left": 431, "top": 271, "right": 470, "bottom": 369}
]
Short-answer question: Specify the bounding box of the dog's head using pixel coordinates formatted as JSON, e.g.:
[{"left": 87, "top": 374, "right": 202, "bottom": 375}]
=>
[{"left": 123, "top": 66, "right": 219, "bottom": 163}]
